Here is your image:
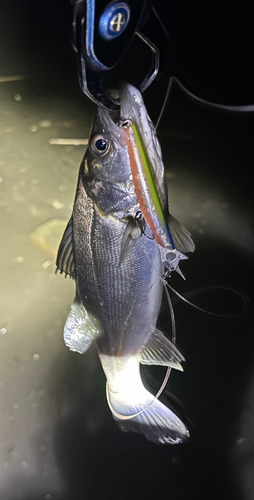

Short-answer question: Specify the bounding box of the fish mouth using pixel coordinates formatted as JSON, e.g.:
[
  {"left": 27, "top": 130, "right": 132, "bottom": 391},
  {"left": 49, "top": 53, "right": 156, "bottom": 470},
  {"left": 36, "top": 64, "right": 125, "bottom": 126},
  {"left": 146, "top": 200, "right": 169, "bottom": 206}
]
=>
[
  {"left": 97, "top": 84, "right": 151, "bottom": 149},
  {"left": 119, "top": 84, "right": 143, "bottom": 120},
  {"left": 97, "top": 83, "right": 160, "bottom": 166},
  {"left": 98, "top": 84, "right": 151, "bottom": 141},
  {"left": 118, "top": 83, "right": 160, "bottom": 165},
  {"left": 119, "top": 84, "right": 151, "bottom": 141}
]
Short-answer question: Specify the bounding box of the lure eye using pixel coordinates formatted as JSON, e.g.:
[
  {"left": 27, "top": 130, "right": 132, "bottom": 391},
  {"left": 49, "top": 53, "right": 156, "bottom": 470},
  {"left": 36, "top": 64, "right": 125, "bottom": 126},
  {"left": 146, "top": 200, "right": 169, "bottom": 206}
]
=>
[{"left": 91, "top": 135, "right": 110, "bottom": 156}]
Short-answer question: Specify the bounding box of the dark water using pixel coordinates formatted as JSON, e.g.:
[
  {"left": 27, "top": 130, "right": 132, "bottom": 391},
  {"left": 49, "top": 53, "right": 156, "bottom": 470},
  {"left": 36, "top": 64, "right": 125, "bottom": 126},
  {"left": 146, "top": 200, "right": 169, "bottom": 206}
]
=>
[{"left": 0, "top": 2, "right": 254, "bottom": 499}]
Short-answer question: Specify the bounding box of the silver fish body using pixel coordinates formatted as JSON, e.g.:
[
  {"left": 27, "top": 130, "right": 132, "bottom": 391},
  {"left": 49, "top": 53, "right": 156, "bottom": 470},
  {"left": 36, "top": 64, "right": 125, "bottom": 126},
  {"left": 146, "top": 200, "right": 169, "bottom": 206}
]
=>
[
  {"left": 57, "top": 84, "right": 191, "bottom": 444},
  {"left": 74, "top": 193, "right": 163, "bottom": 356}
]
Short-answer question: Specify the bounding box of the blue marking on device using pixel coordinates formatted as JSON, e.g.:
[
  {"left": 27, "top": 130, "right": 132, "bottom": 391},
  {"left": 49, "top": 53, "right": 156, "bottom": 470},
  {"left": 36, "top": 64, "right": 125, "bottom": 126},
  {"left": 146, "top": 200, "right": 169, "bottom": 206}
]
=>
[{"left": 99, "top": 2, "right": 130, "bottom": 41}]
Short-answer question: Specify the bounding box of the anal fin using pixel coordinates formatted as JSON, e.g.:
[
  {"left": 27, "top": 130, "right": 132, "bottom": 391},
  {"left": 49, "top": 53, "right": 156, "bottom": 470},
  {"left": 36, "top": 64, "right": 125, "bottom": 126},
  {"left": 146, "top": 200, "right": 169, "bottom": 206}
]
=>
[
  {"left": 138, "top": 329, "right": 185, "bottom": 371},
  {"left": 167, "top": 214, "right": 195, "bottom": 253}
]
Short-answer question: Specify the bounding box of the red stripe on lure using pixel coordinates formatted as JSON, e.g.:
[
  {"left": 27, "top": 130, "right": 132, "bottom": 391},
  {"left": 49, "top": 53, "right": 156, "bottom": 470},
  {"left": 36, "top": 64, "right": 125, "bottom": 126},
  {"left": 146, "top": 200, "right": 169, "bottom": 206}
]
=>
[{"left": 124, "top": 122, "right": 175, "bottom": 250}]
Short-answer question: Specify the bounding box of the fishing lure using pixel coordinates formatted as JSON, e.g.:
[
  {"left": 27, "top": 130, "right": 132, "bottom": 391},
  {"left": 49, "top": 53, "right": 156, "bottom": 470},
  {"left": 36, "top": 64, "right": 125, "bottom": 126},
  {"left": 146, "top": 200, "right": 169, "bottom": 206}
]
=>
[{"left": 120, "top": 118, "right": 191, "bottom": 276}]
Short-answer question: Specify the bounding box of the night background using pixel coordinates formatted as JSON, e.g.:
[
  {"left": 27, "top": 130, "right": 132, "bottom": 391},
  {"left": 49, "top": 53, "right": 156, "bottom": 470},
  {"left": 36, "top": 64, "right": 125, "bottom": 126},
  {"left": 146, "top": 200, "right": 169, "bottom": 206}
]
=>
[{"left": 0, "top": 1, "right": 254, "bottom": 499}]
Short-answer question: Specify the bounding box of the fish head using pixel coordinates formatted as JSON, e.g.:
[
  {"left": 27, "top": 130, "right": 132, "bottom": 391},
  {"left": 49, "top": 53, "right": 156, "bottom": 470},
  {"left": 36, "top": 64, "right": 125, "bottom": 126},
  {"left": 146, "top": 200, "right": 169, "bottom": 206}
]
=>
[
  {"left": 79, "top": 83, "right": 167, "bottom": 218},
  {"left": 83, "top": 83, "right": 165, "bottom": 187},
  {"left": 83, "top": 106, "right": 131, "bottom": 184}
]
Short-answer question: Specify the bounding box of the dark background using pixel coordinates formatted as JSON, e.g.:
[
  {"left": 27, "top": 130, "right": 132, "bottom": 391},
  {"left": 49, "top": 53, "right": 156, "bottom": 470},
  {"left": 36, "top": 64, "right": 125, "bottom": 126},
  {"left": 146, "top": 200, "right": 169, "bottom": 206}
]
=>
[
  {"left": 0, "top": 2, "right": 254, "bottom": 500},
  {"left": 1, "top": 0, "right": 254, "bottom": 103}
]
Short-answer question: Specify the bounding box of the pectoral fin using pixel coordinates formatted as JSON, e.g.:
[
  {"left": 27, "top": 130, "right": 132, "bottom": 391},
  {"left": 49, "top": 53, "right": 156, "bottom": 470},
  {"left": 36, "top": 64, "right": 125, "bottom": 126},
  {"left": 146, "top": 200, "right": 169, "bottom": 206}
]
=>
[
  {"left": 138, "top": 329, "right": 185, "bottom": 371},
  {"left": 56, "top": 216, "right": 75, "bottom": 278},
  {"left": 119, "top": 218, "right": 141, "bottom": 265},
  {"left": 64, "top": 297, "right": 100, "bottom": 354},
  {"left": 167, "top": 214, "right": 195, "bottom": 253}
]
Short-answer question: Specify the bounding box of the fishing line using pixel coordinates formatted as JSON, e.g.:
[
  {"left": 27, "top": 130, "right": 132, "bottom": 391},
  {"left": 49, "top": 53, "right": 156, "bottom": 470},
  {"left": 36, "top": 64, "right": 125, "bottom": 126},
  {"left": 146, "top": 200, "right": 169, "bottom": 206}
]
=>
[
  {"left": 164, "top": 280, "right": 176, "bottom": 345},
  {"left": 106, "top": 274, "right": 176, "bottom": 421},
  {"left": 155, "top": 76, "right": 254, "bottom": 130},
  {"left": 155, "top": 77, "right": 174, "bottom": 129},
  {"left": 106, "top": 365, "right": 172, "bottom": 421},
  {"left": 173, "top": 77, "right": 254, "bottom": 113},
  {"left": 165, "top": 283, "right": 248, "bottom": 318}
]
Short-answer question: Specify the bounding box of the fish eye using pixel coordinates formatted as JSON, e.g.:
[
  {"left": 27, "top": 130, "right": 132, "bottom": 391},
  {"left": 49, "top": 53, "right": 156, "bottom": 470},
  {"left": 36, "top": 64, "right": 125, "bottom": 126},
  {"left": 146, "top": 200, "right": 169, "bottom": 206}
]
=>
[{"left": 91, "top": 134, "right": 110, "bottom": 156}]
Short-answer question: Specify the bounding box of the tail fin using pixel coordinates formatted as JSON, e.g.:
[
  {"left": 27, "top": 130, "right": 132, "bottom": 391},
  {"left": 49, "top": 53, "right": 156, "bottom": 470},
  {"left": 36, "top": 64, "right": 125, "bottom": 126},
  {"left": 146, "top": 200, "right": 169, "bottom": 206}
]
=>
[
  {"left": 109, "top": 387, "right": 190, "bottom": 444},
  {"left": 100, "top": 355, "right": 189, "bottom": 445}
]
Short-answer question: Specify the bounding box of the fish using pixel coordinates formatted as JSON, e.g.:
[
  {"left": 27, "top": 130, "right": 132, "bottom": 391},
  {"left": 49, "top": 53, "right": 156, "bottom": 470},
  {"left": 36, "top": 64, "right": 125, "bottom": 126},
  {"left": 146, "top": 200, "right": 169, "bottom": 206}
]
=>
[{"left": 56, "top": 83, "right": 194, "bottom": 444}]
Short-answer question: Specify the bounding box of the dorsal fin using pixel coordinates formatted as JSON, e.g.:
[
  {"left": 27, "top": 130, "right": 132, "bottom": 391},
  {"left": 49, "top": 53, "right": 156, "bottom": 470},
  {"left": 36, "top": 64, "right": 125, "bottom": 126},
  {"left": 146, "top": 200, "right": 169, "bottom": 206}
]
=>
[
  {"left": 56, "top": 216, "right": 75, "bottom": 278},
  {"left": 138, "top": 328, "right": 185, "bottom": 371}
]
